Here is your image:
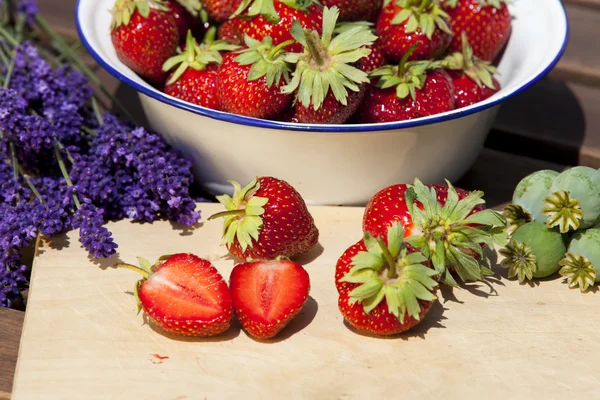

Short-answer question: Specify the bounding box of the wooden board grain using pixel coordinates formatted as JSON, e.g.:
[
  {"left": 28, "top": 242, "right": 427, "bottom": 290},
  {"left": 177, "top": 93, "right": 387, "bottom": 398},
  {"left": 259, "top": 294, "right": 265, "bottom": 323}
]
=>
[{"left": 12, "top": 203, "right": 600, "bottom": 399}]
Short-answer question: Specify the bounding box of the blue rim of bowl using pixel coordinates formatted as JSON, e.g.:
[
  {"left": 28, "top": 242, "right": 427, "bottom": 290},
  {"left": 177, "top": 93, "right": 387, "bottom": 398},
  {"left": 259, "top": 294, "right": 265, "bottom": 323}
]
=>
[{"left": 76, "top": 0, "right": 569, "bottom": 133}]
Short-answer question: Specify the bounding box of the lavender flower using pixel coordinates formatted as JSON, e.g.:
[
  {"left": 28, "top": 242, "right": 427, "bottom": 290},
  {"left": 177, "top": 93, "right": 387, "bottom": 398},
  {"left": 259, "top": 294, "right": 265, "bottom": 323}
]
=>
[
  {"left": 71, "top": 201, "right": 118, "bottom": 259},
  {"left": 17, "top": 0, "right": 38, "bottom": 24},
  {"left": 1, "top": 254, "right": 28, "bottom": 308}
]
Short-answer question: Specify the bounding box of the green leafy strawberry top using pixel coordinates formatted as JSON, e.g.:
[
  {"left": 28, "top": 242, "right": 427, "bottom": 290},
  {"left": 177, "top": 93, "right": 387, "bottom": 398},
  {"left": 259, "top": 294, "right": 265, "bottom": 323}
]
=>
[
  {"left": 441, "top": 32, "right": 498, "bottom": 89},
  {"left": 162, "top": 28, "right": 240, "bottom": 85},
  {"left": 444, "top": 0, "right": 508, "bottom": 9},
  {"left": 116, "top": 255, "right": 172, "bottom": 314},
  {"left": 392, "top": 0, "right": 452, "bottom": 39},
  {"left": 403, "top": 179, "right": 508, "bottom": 286},
  {"left": 233, "top": 0, "right": 315, "bottom": 23},
  {"left": 174, "top": 0, "right": 204, "bottom": 17},
  {"left": 333, "top": 20, "right": 374, "bottom": 34},
  {"left": 370, "top": 45, "right": 437, "bottom": 100},
  {"left": 234, "top": 35, "right": 294, "bottom": 87},
  {"left": 340, "top": 223, "right": 438, "bottom": 323},
  {"left": 281, "top": 6, "right": 377, "bottom": 111},
  {"left": 209, "top": 178, "right": 269, "bottom": 252},
  {"left": 111, "top": 0, "right": 169, "bottom": 29}
]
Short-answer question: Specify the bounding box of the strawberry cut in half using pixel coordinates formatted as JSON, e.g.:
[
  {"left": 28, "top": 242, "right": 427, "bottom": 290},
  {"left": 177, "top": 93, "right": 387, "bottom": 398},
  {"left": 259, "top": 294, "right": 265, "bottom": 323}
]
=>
[
  {"left": 216, "top": 35, "right": 294, "bottom": 119},
  {"left": 376, "top": 0, "right": 453, "bottom": 63},
  {"left": 357, "top": 45, "right": 455, "bottom": 123},
  {"left": 442, "top": 0, "right": 512, "bottom": 62},
  {"left": 336, "top": 222, "right": 439, "bottom": 336},
  {"left": 116, "top": 253, "right": 233, "bottom": 337},
  {"left": 281, "top": 6, "right": 377, "bottom": 124},
  {"left": 230, "top": 259, "right": 311, "bottom": 339},
  {"left": 162, "top": 28, "right": 240, "bottom": 109},
  {"left": 363, "top": 179, "right": 507, "bottom": 286},
  {"left": 110, "top": 0, "right": 180, "bottom": 83},
  {"left": 209, "top": 177, "right": 319, "bottom": 260}
]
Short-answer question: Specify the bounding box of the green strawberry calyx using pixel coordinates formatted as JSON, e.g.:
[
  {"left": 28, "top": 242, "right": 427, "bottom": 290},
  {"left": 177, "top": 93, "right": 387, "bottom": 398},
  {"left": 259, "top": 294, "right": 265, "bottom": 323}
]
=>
[
  {"left": 115, "top": 255, "right": 173, "bottom": 314},
  {"left": 281, "top": 6, "right": 376, "bottom": 111},
  {"left": 208, "top": 178, "right": 269, "bottom": 252},
  {"left": 234, "top": 35, "right": 294, "bottom": 87},
  {"left": 502, "top": 204, "right": 533, "bottom": 236},
  {"left": 233, "top": 0, "right": 314, "bottom": 24},
  {"left": 110, "top": 0, "right": 169, "bottom": 30},
  {"left": 392, "top": 0, "right": 452, "bottom": 39},
  {"left": 369, "top": 45, "right": 436, "bottom": 101},
  {"left": 403, "top": 179, "right": 508, "bottom": 286},
  {"left": 499, "top": 239, "right": 537, "bottom": 283},
  {"left": 441, "top": 32, "right": 498, "bottom": 90},
  {"left": 340, "top": 222, "right": 438, "bottom": 324},
  {"left": 444, "top": 0, "right": 509, "bottom": 9},
  {"left": 542, "top": 190, "right": 583, "bottom": 233},
  {"left": 559, "top": 252, "right": 597, "bottom": 293},
  {"left": 173, "top": 0, "right": 203, "bottom": 17},
  {"left": 333, "top": 20, "right": 374, "bottom": 34},
  {"left": 162, "top": 28, "right": 241, "bottom": 85}
]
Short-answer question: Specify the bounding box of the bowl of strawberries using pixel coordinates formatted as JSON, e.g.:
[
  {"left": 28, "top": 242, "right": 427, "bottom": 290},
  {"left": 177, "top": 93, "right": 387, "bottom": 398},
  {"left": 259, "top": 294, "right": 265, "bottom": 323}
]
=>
[{"left": 76, "top": 0, "right": 568, "bottom": 205}]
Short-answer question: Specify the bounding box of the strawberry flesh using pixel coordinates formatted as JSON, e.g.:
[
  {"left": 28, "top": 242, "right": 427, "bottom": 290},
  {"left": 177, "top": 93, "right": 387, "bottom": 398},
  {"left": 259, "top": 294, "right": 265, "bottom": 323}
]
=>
[
  {"left": 230, "top": 260, "right": 310, "bottom": 339},
  {"left": 138, "top": 253, "right": 233, "bottom": 337}
]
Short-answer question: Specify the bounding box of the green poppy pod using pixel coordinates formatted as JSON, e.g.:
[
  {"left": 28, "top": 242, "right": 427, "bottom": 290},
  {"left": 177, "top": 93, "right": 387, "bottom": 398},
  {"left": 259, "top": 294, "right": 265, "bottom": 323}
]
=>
[
  {"left": 499, "top": 222, "right": 567, "bottom": 283},
  {"left": 543, "top": 166, "right": 600, "bottom": 233},
  {"left": 559, "top": 228, "right": 600, "bottom": 292},
  {"left": 504, "top": 170, "right": 559, "bottom": 235}
]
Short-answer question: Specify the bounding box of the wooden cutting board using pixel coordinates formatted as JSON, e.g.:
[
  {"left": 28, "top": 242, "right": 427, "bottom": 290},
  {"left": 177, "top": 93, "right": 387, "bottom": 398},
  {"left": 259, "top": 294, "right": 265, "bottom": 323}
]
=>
[{"left": 11, "top": 204, "right": 600, "bottom": 399}]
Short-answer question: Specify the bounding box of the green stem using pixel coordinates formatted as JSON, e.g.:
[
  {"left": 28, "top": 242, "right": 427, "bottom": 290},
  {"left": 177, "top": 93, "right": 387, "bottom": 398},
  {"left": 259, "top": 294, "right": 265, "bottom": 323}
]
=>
[
  {"left": 208, "top": 209, "right": 246, "bottom": 220},
  {"left": 17, "top": 165, "right": 43, "bottom": 202},
  {"left": 35, "top": 14, "right": 135, "bottom": 122},
  {"left": 0, "top": 26, "right": 18, "bottom": 47},
  {"left": 376, "top": 237, "right": 397, "bottom": 279},
  {"left": 54, "top": 140, "right": 75, "bottom": 164},
  {"left": 398, "top": 44, "right": 419, "bottom": 78},
  {"left": 269, "top": 39, "right": 294, "bottom": 59},
  {"left": 0, "top": 43, "right": 9, "bottom": 67},
  {"left": 9, "top": 141, "right": 20, "bottom": 203},
  {"left": 114, "top": 263, "right": 151, "bottom": 279},
  {"left": 15, "top": 15, "right": 25, "bottom": 43},
  {"left": 91, "top": 97, "right": 104, "bottom": 125},
  {"left": 3, "top": 56, "right": 15, "bottom": 88},
  {"left": 304, "top": 30, "right": 325, "bottom": 67},
  {"left": 53, "top": 141, "right": 81, "bottom": 209}
]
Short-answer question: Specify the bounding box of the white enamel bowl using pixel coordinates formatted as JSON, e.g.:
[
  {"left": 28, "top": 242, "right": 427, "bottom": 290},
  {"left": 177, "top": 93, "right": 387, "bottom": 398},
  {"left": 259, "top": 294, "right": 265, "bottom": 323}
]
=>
[{"left": 76, "top": 0, "right": 568, "bottom": 206}]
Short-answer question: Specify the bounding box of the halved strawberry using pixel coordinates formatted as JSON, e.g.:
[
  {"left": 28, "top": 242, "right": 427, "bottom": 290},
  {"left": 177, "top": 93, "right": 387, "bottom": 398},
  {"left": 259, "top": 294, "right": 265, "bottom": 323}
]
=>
[
  {"left": 336, "top": 223, "right": 439, "bottom": 336},
  {"left": 117, "top": 253, "right": 233, "bottom": 337},
  {"left": 230, "top": 259, "right": 310, "bottom": 339},
  {"left": 362, "top": 179, "right": 507, "bottom": 286}
]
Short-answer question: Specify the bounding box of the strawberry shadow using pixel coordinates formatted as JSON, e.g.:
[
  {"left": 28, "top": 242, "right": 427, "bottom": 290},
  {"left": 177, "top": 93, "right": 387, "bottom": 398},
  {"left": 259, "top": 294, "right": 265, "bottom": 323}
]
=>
[
  {"left": 291, "top": 243, "right": 325, "bottom": 265},
  {"left": 147, "top": 316, "right": 242, "bottom": 342},
  {"left": 341, "top": 301, "right": 448, "bottom": 340},
  {"left": 243, "top": 296, "right": 319, "bottom": 344}
]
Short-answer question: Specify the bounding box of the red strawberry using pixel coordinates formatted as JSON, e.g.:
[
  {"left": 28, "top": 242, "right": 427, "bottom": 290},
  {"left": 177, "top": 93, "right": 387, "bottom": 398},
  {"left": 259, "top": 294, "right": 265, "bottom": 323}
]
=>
[
  {"left": 216, "top": 36, "right": 294, "bottom": 119},
  {"left": 217, "top": 18, "right": 246, "bottom": 45},
  {"left": 336, "top": 223, "right": 438, "bottom": 336},
  {"left": 334, "top": 21, "right": 387, "bottom": 72},
  {"left": 321, "top": 0, "right": 383, "bottom": 22},
  {"left": 281, "top": 7, "right": 377, "bottom": 124},
  {"left": 201, "top": 0, "right": 244, "bottom": 21},
  {"left": 357, "top": 48, "right": 455, "bottom": 123},
  {"left": 163, "top": 29, "right": 240, "bottom": 109},
  {"left": 209, "top": 177, "right": 319, "bottom": 260},
  {"left": 376, "top": 0, "right": 452, "bottom": 63},
  {"left": 167, "top": 0, "right": 197, "bottom": 39},
  {"left": 362, "top": 179, "right": 506, "bottom": 286},
  {"left": 233, "top": 0, "right": 323, "bottom": 54},
  {"left": 441, "top": 33, "right": 501, "bottom": 108},
  {"left": 230, "top": 259, "right": 310, "bottom": 339},
  {"left": 110, "top": 0, "right": 180, "bottom": 83},
  {"left": 116, "top": 253, "right": 233, "bottom": 337},
  {"left": 442, "top": 0, "right": 512, "bottom": 62}
]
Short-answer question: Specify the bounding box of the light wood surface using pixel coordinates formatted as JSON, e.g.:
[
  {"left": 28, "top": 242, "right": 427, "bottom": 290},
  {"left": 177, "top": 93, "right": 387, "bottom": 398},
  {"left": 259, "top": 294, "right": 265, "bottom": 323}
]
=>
[{"left": 12, "top": 203, "right": 600, "bottom": 399}]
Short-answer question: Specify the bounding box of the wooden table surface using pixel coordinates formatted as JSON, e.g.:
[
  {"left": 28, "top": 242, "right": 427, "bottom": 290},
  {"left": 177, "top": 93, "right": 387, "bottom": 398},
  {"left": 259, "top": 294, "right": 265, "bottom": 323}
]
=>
[{"left": 0, "top": 0, "right": 598, "bottom": 397}]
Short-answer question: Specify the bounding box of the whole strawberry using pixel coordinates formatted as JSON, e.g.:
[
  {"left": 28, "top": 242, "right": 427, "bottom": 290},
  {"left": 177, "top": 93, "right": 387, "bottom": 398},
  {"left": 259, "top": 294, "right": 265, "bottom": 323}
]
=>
[
  {"left": 336, "top": 223, "right": 438, "bottom": 336},
  {"left": 209, "top": 177, "right": 319, "bottom": 260},
  {"left": 357, "top": 48, "right": 455, "bottom": 123},
  {"left": 441, "top": 32, "right": 500, "bottom": 108},
  {"left": 376, "top": 0, "right": 452, "bottom": 63},
  {"left": 362, "top": 179, "right": 507, "bottom": 286},
  {"left": 442, "top": 0, "right": 511, "bottom": 62},
  {"left": 334, "top": 21, "right": 387, "bottom": 72},
  {"left": 216, "top": 35, "right": 293, "bottom": 119},
  {"left": 233, "top": 0, "right": 323, "bottom": 53},
  {"left": 217, "top": 18, "right": 246, "bottom": 45},
  {"left": 110, "top": 0, "right": 180, "bottom": 83},
  {"left": 162, "top": 29, "right": 240, "bottom": 109},
  {"left": 167, "top": 0, "right": 204, "bottom": 39},
  {"left": 230, "top": 259, "right": 310, "bottom": 339},
  {"left": 116, "top": 254, "right": 233, "bottom": 337},
  {"left": 321, "top": 0, "right": 383, "bottom": 22},
  {"left": 282, "top": 7, "right": 377, "bottom": 124},
  {"left": 201, "top": 0, "right": 244, "bottom": 21}
]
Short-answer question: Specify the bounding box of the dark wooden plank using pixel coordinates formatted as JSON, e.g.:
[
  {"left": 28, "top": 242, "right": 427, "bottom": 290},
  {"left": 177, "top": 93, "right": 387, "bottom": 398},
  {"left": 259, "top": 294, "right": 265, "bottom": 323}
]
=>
[
  {"left": 0, "top": 308, "right": 25, "bottom": 399},
  {"left": 564, "top": 0, "right": 600, "bottom": 10}
]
